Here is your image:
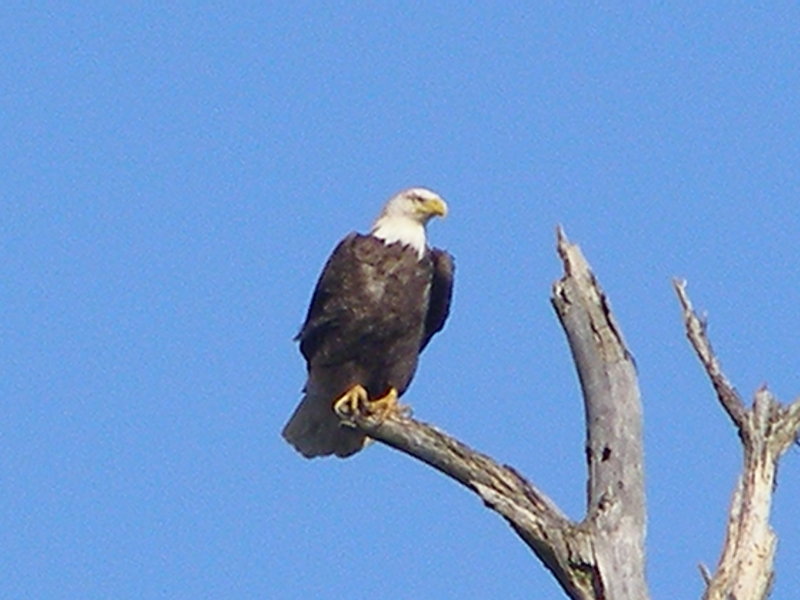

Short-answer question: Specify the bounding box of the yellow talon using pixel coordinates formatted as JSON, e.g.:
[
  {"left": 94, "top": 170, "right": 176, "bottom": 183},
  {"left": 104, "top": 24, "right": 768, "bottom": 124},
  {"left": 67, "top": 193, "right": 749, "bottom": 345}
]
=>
[
  {"left": 366, "top": 387, "right": 410, "bottom": 419},
  {"left": 333, "top": 385, "right": 410, "bottom": 424},
  {"left": 333, "top": 384, "right": 369, "bottom": 420}
]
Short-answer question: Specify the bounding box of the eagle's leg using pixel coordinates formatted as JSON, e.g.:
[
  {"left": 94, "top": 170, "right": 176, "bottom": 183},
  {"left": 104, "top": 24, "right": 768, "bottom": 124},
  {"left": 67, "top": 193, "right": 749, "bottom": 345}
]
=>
[
  {"left": 365, "top": 387, "right": 409, "bottom": 419},
  {"left": 332, "top": 384, "right": 369, "bottom": 421}
]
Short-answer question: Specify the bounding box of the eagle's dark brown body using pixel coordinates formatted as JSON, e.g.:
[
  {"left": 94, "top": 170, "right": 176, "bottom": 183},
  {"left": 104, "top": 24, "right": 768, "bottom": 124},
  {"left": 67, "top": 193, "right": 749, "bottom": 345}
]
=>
[{"left": 282, "top": 233, "right": 454, "bottom": 458}]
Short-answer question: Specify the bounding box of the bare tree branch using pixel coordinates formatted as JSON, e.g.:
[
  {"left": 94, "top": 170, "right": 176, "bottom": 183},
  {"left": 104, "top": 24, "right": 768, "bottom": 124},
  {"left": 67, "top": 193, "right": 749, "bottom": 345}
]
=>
[
  {"left": 673, "top": 279, "right": 800, "bottom": 600},
  {"left": 552, "top": 228, "right": 648, "bottom": 600},
  {"left": 339, "top": 229, "right": 649, "bottom": 599},
  {"left": 673, "top": 280, "right": 747, "bottom": 429},
  {"left": 346, "top": 413, "right": 597, "bottom": 600}
]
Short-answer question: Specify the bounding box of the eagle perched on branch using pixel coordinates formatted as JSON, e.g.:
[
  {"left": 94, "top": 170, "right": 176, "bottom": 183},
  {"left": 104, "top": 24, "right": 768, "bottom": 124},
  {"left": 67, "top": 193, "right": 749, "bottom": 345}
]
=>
[{"left": 282, "top": 188, "right": 454, "bottom": 458}]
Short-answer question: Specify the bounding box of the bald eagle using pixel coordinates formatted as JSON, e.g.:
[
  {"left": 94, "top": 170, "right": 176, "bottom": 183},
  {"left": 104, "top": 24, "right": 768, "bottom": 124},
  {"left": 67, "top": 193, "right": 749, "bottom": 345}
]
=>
[{"left": 282, "top": 188, "right": 454, "bottom": 458}]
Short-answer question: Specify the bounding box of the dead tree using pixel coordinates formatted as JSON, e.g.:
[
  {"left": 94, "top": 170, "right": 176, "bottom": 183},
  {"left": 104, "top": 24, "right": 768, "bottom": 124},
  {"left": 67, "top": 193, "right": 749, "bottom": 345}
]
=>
[
  {"left": 336, "top": 230, "right": 800, "bottom": 600},
  {"left": 674, "top": 281, "right": 800, "bottom": 600}
]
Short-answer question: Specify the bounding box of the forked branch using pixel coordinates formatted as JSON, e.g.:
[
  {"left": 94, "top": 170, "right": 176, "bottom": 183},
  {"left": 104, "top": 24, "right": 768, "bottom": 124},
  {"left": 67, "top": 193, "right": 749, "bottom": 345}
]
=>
[
  {"left": 674, "top": 279, "right": 800, "bottom": 600},
  {"left": 341, "top": 229, "right": 649, "bottom": 600}
]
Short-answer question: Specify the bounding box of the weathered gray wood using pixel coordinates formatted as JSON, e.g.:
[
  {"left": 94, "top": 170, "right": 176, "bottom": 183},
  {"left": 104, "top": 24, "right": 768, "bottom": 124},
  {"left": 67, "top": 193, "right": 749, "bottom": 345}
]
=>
[
  {"left": 346, "top": 413, "right": 598, "bottom": 600},
  {"left": 551, "top": 229, "right": 649, "bottom": 599},
  {"left": 675, "top": 280, "right": 800, "bottom": 600}
]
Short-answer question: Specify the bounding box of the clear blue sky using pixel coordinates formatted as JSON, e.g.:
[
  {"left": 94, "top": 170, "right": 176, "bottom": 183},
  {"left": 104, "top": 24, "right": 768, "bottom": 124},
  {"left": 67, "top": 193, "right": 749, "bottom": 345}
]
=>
[{"left": 4, "top": 3, "right": 799, "bottom": 599}]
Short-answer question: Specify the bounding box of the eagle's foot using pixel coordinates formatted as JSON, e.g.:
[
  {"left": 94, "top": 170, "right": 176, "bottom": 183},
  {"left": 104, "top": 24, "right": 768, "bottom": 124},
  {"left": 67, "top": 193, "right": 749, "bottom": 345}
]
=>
[
  {"left": 333, "top": 385, "right": 409, "bottom": 424},
  {"left": 333, "top": 384, "right": 369, "bottom": 424},
  {"left": 365, "top": 387, "right": 409, "bottom": 420}
]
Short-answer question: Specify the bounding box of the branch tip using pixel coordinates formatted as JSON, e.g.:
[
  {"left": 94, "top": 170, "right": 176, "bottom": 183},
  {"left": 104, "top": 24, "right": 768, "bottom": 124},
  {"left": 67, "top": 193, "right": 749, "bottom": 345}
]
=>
[
  {"left": 672, "top": 278, "right": 691, "bottom": 311},
  {"left": 556, "top": 224, "right": 567, "bottom": 244},
  {"left": 698, "top": 563, "right": 712, "bottom": 586}
]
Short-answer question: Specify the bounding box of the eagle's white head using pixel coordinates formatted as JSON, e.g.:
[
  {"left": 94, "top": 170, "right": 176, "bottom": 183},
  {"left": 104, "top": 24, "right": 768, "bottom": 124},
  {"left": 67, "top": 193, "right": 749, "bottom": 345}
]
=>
[{"left": 371, "top": 188, "right": 448, "bottom": 258}]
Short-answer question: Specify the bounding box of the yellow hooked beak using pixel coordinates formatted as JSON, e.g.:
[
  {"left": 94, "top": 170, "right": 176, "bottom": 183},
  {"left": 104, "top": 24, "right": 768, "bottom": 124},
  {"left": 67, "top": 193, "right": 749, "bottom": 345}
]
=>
[{"left": 420, "top": 196, "right": 448, "bottom": 219}]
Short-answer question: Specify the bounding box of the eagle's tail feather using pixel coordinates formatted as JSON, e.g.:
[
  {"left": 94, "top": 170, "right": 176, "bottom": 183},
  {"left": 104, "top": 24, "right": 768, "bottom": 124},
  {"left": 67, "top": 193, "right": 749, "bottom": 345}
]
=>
[{"left": 282, "top": 390, "right": 368, "bottom": 458}]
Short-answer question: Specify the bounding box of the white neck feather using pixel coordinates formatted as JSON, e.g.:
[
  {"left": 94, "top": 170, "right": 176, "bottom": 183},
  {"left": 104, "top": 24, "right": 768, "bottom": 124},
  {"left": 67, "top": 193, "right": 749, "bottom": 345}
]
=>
[{"left": 371, "top": 215, "right": 427, "bottom": 258}]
